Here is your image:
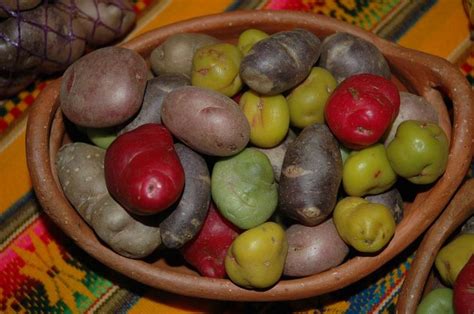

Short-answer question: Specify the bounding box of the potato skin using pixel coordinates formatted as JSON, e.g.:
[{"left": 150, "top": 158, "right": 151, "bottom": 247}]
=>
[
  {"left": 0, "top": 0, "right": 41, "bottom": 17},
  {"left": 119, "top": 73, "right": 190, "bottom": 135},
  {"left": 60, "top": 46, "right": 147, "bottom": 128},
  {"left": 383, "top": 91, "right": 439, "bottom": 146},
  {"left": 0, "top": 4, "right": 87, "bottom": 73},
  {"left": 55, "top": 142, "right": 161, "bottom": 258},
  {"left": 240, "top": 28, "right": 321, "bottom": 95},
  {"left": 319, "top": 32, "right": 391, "bottom": 83},
  {"left": 160, "top": 143, "right": 211, "bottom": 249},
  {"left": 161, "top": 86, "right": 250, "bottom": 156},
  {"left": 364, "top": 187, "right": 404, "bottom": 224},
  {"left": 150, "top": 33, "right": 220, "bottom": 78},
  {"left": 279, "top": 123, "right": 342, "bottom": 226},
  {"left": 284, "top": 219, "right": 349, "bottom": 277},
  {"left": 0, "top": 71, "right": 37, "bottom": 99}
]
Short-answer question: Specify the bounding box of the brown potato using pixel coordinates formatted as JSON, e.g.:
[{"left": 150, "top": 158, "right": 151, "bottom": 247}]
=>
[
  {"left": 0, "top": 0, "right": 42, "bottom": 17},
  {"left": 159, "top": 143, "right": 211, "bottom": 249},
  {"left": 240, "top": 28, "right": 321, "bottom": 95},
  {"left": 58, "top": 0, "right": 136, "bottom": 47},
  {"left": 383, "top": 91, "right": 439, "bottom": 146},
  {"left": 0, "top": 4, "right": 87, "bottom": 73},
  {"left": 55, "top": 142, "right": 161, "bottom": 258},
  {"left": 319, "top": 32, "right": 391, "bottom": 83},
  {"left": 119, "top": 73, "right": 190, "bottom": 135},
  {"left": 284, "top": 219, "right": 349, "bottom": 277},
  {"left": 161, "top": 86, "right": 250, "bottom": 156},
  {"left": 150, "top": 33, "right": 220, "bottom": 78},
  {"left": 60, "top": 46, "right": 147, "bottom": 128},
  {"left": 279, "top": 123, "right": 342, "bottom": 226}
]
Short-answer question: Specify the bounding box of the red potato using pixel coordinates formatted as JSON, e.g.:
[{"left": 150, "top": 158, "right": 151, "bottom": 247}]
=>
[
  {"left": 453, "top": 254, "right": 474, "bottom": 314},
  {"left": 325, "top": 73, "right": 400, "bottom": 149},
  {"left": 104, "top": 123, "right": 185, "bottom": 215},
  {"left": 180, "top": 202, "right": 240, "bottom": 278}
]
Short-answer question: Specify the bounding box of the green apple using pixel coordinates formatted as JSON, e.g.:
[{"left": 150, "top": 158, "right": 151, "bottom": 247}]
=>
[
  {"left": 416, "top": 288, "right": 454, "bottom": 314},
  {"left": 342, "top": 144, "right": 397, "bottom": 196},
  {"left": 286, "top": 67, "right": 337, "bottom": 128},
  {"left": 386, "top": 120, "right": 449, "bottom": 184},
  {"left": 333, "top": 196, "right": 396, "bottom": 253}
]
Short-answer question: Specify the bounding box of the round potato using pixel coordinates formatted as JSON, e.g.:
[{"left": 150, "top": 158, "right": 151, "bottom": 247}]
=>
[
  {"left": 60, "top": 46, "right": 148, "bottom": 128},
  {"left": 150, "top": 33, "right": 220, "bottom": 77},
  {"left": 284, "top": 219, "right": 349, "bottom": 277},
  {"left": 161, "top": 86, "right": 250, "bottom": 156},
  {"left": 0, "top": 71, "right": 36, "bottom": 99}
]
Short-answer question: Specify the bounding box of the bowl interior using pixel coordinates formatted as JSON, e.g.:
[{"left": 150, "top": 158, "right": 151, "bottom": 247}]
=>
[{"left": 26, "top": 10, "right": 473, "bottom": 301}]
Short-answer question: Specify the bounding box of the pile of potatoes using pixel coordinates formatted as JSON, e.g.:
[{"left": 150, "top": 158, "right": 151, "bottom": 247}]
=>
[{"left": 55, "top": 27, "right": 448, "bottom": 289}]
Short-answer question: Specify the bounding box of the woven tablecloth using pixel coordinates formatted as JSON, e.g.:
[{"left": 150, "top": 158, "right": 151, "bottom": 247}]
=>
[{"left": 1, "top": 0, "right": 472, "bottom": 313}]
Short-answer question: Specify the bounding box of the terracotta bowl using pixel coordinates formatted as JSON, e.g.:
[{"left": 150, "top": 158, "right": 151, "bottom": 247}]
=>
[
  {"left": 397, "top": 178, "right": 474, "bottom": 313},
  {"left": 26, "top": 10, "right": 473, "bottom": 301}
]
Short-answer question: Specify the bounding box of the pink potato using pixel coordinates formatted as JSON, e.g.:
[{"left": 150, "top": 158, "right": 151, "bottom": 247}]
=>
[{"left": 60, "top": 46, "right": 147, "bottom": 128}]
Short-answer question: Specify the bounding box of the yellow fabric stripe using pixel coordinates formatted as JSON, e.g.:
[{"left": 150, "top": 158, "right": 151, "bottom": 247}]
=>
[
  {"left": 0, "top": 120, "right": 30, "bottom": 212},
  {"left": 128, "top": 0, "right": 235, "bottom": 38},
  {"left": 397, "top": 0, "right": 470, "bottom": 59},
  {"left": 128, "top": 290, "right": 222, "bottom": 314}
]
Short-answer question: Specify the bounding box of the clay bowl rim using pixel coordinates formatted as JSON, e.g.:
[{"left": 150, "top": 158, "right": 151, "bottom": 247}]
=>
[
  {"left": 397, "top": 178, "right": 474, "bottom": 313},
  {"left": 26, "top": 10, "right": 473, "bottom": 301}
]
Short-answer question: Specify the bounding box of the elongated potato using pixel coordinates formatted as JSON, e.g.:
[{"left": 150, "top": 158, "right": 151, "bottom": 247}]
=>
[
  {"left": 240, "top": 28, "right": 321, "bottom": 95},
  {"left": 161, "top": 86, "right": 250, "bottom": 156},
  {"left": 160, "top": 143, "right": 211, "bottom": 249},
  {"left": 55, "top": 142, "right": 161, "bottom": 258},
  {"left": 279, "top": 123, "right": 342, "bottom": 226}
]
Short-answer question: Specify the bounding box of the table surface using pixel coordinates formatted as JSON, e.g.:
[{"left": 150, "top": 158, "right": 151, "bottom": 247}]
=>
[{"left": 0, "top": 0, "right": 472, "bottom": 313}]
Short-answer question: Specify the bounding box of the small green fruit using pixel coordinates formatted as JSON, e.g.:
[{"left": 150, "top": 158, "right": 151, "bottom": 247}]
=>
[
  {"left": 333, "top": 197, "right": 396, "bottom": 253},
  {"left": 435, "top": 233, "right": 474, "bottom": 286},
  {"left": 191, "top": 43, "right": 243, "bottom": 97},
  {"left": 86, "top": 127, "right": 117, "bottom": 149},
  {"left": 238, "top": 28, "right": 269, "bottom": 55},
  {"left": 387, "top": 120, "right": 449, "bottom": 184},
  {"left": 416, "top": 288, "right": 454, "bottom": 314},
  {"left": 225, "top": 222, "right": 288, "bottom": 289},
  {"left": 287, "top": 67, "right": 337, "bottom": 128},
  {"left": 342, "top": 144, "right": 397, "bottom": 196},
  {"left": 239, "top": 90, "right": 290, "bottom": 148}
]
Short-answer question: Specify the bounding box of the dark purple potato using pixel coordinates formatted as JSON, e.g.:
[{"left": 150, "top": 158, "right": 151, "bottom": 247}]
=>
[
  {"left": 60, "top": 46, "right": 147, "bottom": 128},
  {"left": 279, "top": 123, "right": 342, "bottom": 226},
  {"left": 159, "top": 143, "right": 211, "bottom": 249},
  {"left": 119, "top": 73, "right": 190, "bottom": 135},
  {"left": 319, "top": 32, "right": 391, "bottom": 83},
  {"left": 240, "top": 28, "right": 321, "bottom": 95}
]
